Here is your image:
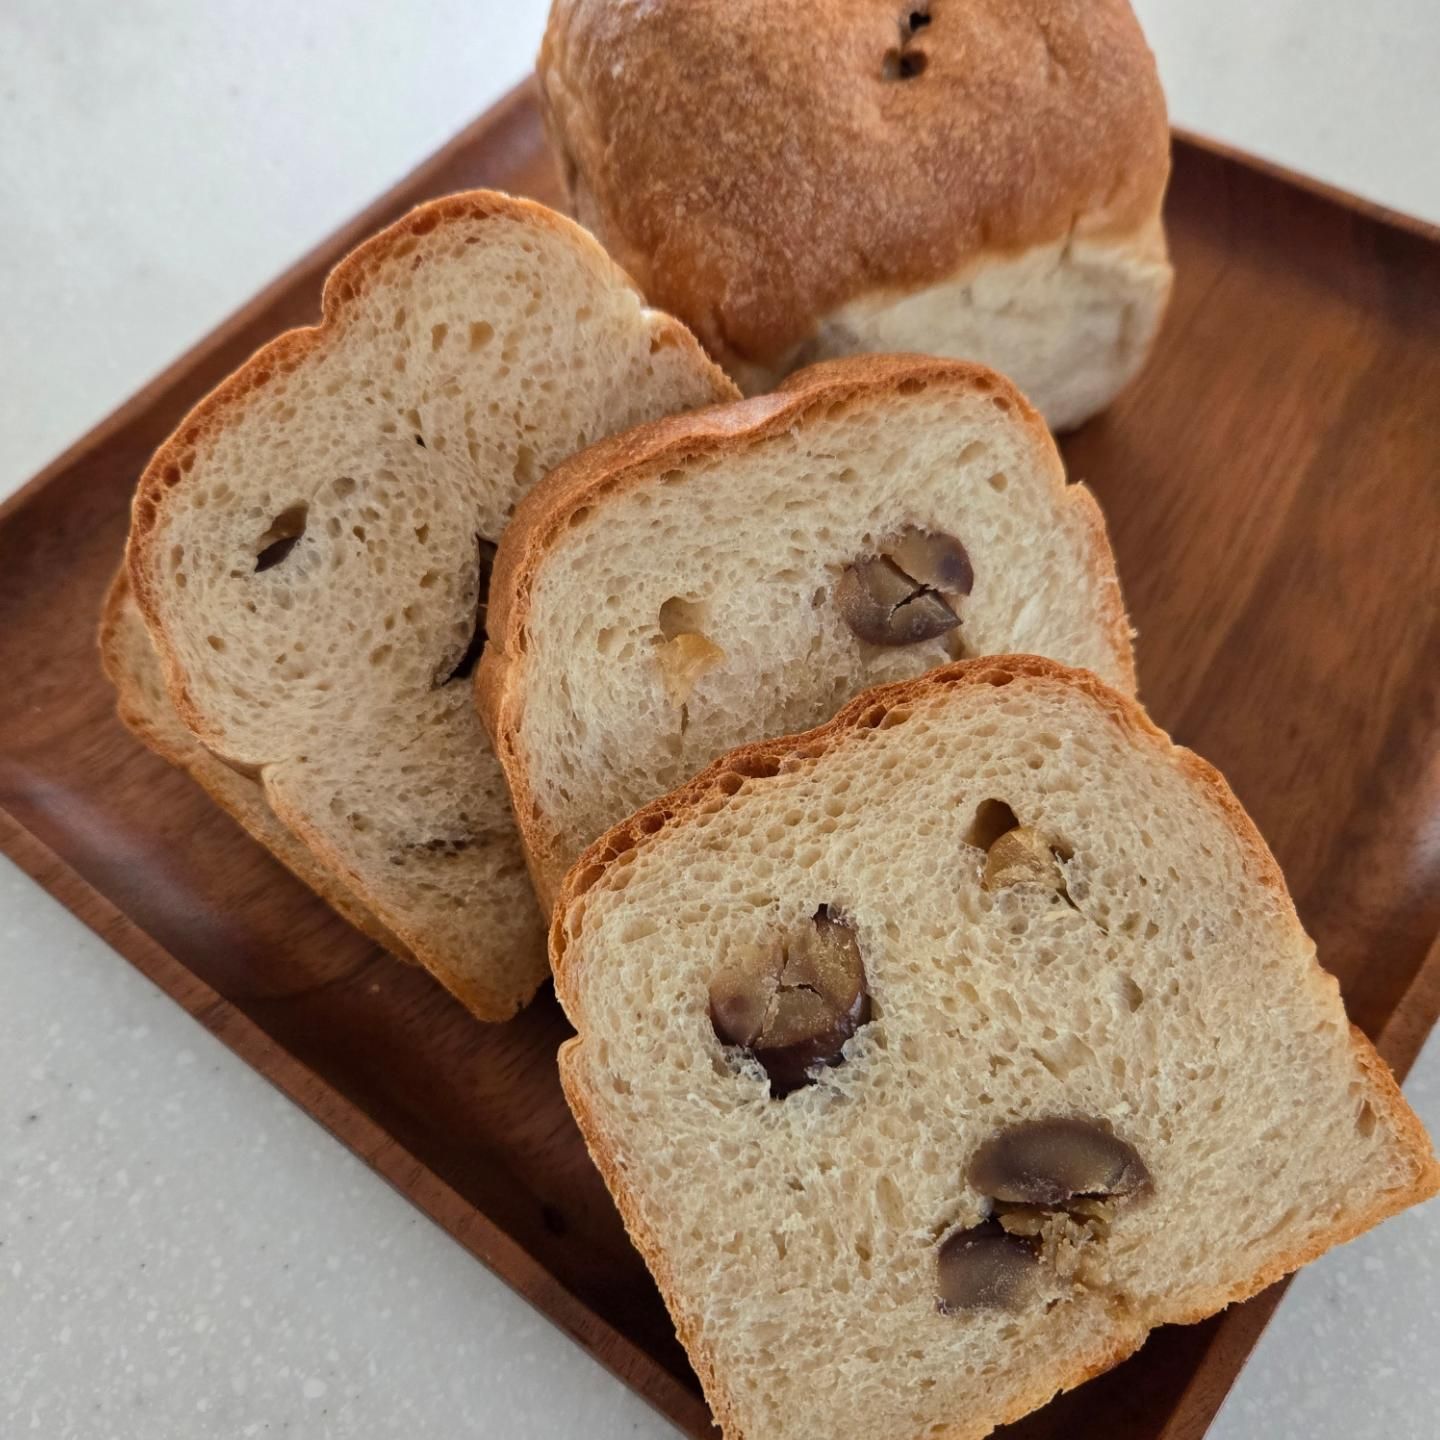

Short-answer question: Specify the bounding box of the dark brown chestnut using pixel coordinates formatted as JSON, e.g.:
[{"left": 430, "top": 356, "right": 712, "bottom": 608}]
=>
[
  {"left": 968, "top": 1117, "right": 1151, "bottom": 1209},
  {"left": 835, "top": 528, "right": 972, "bottom": 647},
  {"left": 936, "top": 1220, "right": 1040, "bottom": 1314},
  {"left": 709, "top": 907, "right": 870, "bottom": 1094}
]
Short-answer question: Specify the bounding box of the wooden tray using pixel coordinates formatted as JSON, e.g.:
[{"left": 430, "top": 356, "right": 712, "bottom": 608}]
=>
[{"left": 2, "top": 79, "right": 1437, "bottom": 1440}]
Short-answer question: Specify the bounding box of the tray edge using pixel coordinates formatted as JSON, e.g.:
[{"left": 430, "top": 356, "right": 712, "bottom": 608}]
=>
[
  {"left": 1171, "top": 126, "right": 1440, "bottom": 247},
  {"left": 0, "top": 78, "right": 542, "bottom": 533}
]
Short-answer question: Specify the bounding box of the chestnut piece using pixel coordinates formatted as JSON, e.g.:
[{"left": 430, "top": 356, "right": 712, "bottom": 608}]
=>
[
  {"left": 835, "top": 528, "right": 972, "bottom": 647},
  {"left": 709, "top": 907, "right": 870, "bottom": 1094},
  {"left": 936, "top": 1220, "right": 1040, "bottom": 1314},
  {"left": 657, "top": 631, "right": 725, "bottom": 706},
  {"left": 969, "top": 1117, "right": 1151, "bottom": 1209},
  {"left": 982, "top": 826, "right": 1064, "bottom": 892}
]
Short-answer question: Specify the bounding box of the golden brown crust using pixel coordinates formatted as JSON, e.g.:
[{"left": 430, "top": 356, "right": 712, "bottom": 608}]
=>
[
  {"left": 539, "top": 0, "right": 1170, "bottom": 373},
  {"left": 557, "top": 1040, "right": 749, "bottom": 1440},
  {"left": 552, "top": 655, "right": 1439, "bottom": 1439},
  {"left": 114, "top": 545, "right": 537, "bottom": 1019},
  {"left": 98, "top": 570, "right": 413, "bottom": 961},
  {"left": 477, "top": 355, "right": 1134, "bottom": 908},
  {"left": 1067, "top": 483, "right": 1139, "bottom": 697}
]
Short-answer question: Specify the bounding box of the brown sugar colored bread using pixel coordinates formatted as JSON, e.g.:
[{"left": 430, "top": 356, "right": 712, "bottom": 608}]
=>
[
  {"left": 124, "top": 190, "right": 737, "bottom": 1021},
  {"left": 539, "top": 0, "right": 1173, "bottom": 428},
  {"left": 100, "top": 571, "right": 408, "bottom": 958},
  {"left": 478, "top": 355, "right": 1134, "bottom": 909},
  {"left": 551, "top": 656, "right": 1439, "bottom": 1440}
]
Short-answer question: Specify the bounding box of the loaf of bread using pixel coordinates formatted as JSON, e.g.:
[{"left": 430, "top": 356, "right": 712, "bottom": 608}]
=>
[
  {"left": 123, "top": 190, "right": 737, "bottom": 1020},
  {"left": 100, "top": 571, "right": 408, "bottom": 957},
  {"left": 539, "top": 0, "right": 1173, "bottom": 428},
  {"left": 479, "top": 355, "right": 1134, "bottom": 908},
  {"left": 552, "top": 656, "right": 1439, "bottom": 1440}
]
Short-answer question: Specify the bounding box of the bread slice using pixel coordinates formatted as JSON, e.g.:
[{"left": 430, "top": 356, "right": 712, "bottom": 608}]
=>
[
  {"left": 551, "top": 656, "right": 1439, "bottom": 1440},
  {"left": 480, "top": 355, "right": 1135, "bottom": 909},
  {"left": 125, "top": 190, "right": 737, "bottom": 1020},
  {"left": 100, "top": 570, "right": 408, "bottom": 958}
]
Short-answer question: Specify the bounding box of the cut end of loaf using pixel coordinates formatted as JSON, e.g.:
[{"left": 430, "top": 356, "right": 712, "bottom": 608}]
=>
[{"left": 553, "top": 656, "right": 1438, "bottom": 1440}]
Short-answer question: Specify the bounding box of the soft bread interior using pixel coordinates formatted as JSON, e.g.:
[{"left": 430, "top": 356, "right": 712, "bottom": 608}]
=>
[
  {"left": 127, "top": 195, "right": 735, "bottom": 1018},
  {"left": 555, "top": 661, "right": 1437, "bottom": 1440},
  {"left": 500, "top": 367, "right": 1132, "bottom": 903},
  {"left": 100, "top": 572, "right": 407, "bottom": 957},
  {"left": 760, "top": 224, "right": 1173, "bottom": 430}
]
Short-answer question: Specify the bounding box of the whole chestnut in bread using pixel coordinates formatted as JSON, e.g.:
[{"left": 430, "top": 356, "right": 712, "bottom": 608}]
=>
[
  {"left": 539, "top": 0, "right": 1173, "bottom": 429},
  {"left": 709, "top": 906, "right": 870, "bottom": 1095}
]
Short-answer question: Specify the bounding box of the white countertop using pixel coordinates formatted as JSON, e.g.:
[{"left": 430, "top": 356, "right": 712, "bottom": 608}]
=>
[{"left": 2, "top": 3, "right": 1437, "bottom": 1436}]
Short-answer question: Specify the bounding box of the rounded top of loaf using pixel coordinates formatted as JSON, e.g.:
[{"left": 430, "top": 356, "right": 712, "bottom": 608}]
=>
[{"left": 539, "top": 0, "right": 1170, "bottom": 376}]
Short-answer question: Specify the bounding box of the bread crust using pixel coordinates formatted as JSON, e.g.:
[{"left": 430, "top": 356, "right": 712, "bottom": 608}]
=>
[
  {"left": 477, "top": 355, "right": 1136, "bottom": 908},
  {"left": 552, "top": 655, "right": 1440, "bottom": 1440},
  {"left": 98, "top": 570, "right": 412, "bottom": 960},
  {"left": 123, "top": 188, "right": 730, "bottom": 1020},
  {"left": 539, "top": 0, "right": 1171, "bottom": 376}
]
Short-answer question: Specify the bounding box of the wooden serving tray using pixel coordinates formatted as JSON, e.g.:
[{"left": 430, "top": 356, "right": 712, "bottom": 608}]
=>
[{"left": 2, "top": 79, "right": 1437, "bottom": 1440}]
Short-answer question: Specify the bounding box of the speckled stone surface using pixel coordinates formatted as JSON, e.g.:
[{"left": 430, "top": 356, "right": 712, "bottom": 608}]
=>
[{"left": 0, "top": 2, "right": 1437, "bottom": 1436}]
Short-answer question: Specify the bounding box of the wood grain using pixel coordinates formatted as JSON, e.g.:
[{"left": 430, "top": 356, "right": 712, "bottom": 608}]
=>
[{"left": 0, "top": 79, "right": 1435, "bottom": 1440}]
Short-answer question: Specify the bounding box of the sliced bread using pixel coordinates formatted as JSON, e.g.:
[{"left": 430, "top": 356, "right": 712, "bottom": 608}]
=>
[
  {"left": 125, "top": 190, "right": 737, "bottom": 1020},
  {"left": 551, "top": 655, "right": 1439, "bottom": 1440},
  {"left": 100, "top": 570, "right": 407, "bottom": 957},
  {"left": 480, "top": 355, "right": 1135, "bottom": 908}
]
